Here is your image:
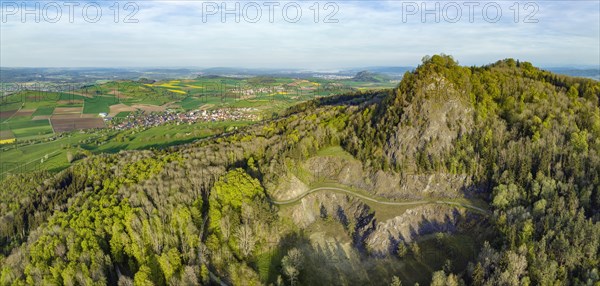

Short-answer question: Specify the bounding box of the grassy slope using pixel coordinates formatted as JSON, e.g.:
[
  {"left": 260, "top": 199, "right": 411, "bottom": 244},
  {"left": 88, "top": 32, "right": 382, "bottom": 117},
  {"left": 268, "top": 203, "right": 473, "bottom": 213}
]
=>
[
  {"left": 0, "top": 120, "right": 255, "bottom": 178},
  {"left": 83, "top": 95, "right": 118, "bottom": 114}
]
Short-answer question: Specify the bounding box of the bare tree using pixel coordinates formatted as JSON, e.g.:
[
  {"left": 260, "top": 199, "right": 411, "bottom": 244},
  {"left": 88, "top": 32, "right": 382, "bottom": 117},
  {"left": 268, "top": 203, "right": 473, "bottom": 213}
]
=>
[
  {"left": 281, "top": 248, "right": 303, "bottom": 286},
  {"left": 221, "top": 214, "right": 231, "bottom": 240},
  {"left": 236, "top": 223, "right": 256, "bottom": 257}
]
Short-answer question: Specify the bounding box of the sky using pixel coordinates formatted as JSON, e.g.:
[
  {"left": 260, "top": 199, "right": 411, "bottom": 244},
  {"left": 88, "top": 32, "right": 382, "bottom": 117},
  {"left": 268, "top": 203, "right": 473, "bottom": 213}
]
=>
[{"left": 1, "top": 0, "right": 599, "bottom": 69}]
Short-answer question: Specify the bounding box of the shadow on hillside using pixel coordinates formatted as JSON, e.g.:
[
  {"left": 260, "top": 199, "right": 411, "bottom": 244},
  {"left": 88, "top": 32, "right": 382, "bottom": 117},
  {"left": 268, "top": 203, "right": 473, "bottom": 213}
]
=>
[
  {"left": 458, "top": 181, "right": 490, "bottom": 200},
  {"left": 283, "top": 91, "right": 387, "bottom": 116},
  {"left": 273, "top": 231, "right": 404, "bottom": 286}
]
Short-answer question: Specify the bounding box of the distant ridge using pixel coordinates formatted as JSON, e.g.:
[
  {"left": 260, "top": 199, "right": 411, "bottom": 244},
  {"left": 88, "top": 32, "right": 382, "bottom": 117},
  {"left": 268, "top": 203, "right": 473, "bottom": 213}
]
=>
[{"left": 546, "top": 67, "right": 600, "bottom": 81}]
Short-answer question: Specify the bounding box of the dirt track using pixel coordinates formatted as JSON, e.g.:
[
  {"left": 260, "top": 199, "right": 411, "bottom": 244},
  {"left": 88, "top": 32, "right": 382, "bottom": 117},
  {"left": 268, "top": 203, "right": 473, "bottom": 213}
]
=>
[{"left": 271, "top": 186, "right": 490, "bottom": 215}]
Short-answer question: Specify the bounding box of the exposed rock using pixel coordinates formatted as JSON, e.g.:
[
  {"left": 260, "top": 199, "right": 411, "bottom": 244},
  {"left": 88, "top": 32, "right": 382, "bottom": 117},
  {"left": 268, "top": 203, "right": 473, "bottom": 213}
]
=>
[
  {"left": 285, "top": 192, "right": 481, "bottom": 257},
  {"left": 299, "top": 154, "right": 473, "bottom": 200},
  {"left": 365, "top": 204, "right": 466, "bottom": 256},
  {"left": 289, "top": 192, "right": 370, "bottom": 229},
  {"left": 269, "top": 173, "right": 309, "bottom": 201},
  {"left": 303, "top": 156, "right": 369, "bottom": 190},
  {"left": 384, "top": 77, "right": 474, "bottom": 172},
  {"left": 372, "top": 172, "right": 472, "bottom": 199}
]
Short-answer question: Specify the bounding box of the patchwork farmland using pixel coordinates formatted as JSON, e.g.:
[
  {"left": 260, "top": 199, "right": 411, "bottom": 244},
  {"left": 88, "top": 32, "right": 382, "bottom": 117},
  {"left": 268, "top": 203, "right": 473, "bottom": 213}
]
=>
[
  {"left": 0, "top": 77, "right": 396, "bottom": 144},
  {"left": 0, "top": 76, "right": 396, "bottom": 177},
  {"left": 0, "top": 118, "right": 53, "bottom": 141}
]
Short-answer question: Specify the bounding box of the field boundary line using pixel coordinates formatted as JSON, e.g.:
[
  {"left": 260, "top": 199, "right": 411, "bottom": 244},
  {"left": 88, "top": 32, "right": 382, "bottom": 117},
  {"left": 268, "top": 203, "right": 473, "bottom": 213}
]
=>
[
  {"left": 4, "top": 104, "right": 24, "bottom": 123},
  {"left": 81, "top": 97, "right": 85, "bottom": 118},
  {"left": 48, "top": 118, "right": 56, "bottom": 133}
]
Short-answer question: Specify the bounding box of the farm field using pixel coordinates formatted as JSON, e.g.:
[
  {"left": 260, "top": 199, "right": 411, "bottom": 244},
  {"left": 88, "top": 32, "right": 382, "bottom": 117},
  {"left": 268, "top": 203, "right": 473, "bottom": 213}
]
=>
[
  {"left": 0, "top": 75, "right": 397, "bottom": 178},
  {"left": 82, "top": 95, "right": 118, "bottom": 114},
  {"left": 0, "top": 118, "right": 53, "bottom": 140},
  {"left": 0, "top": 119, "right": 254, "bottom": 178},
  {"left": 0, "top": 76, "right": 397, "bottom": 144},
  {"left": 0, "top": 133, "right": 88, "bottom": 175},
  {"left": 31, "top": 106, "right": 55, "bottom": 116},
  {"left": 90, "top": 120, "right": 253, "bottom": 152},
  {"left": 0, "top": 110, "right": 17, "bottom": 123},
  {"left": 50, "top": 118, "right": 105, "bottom": 132},
  {"left": 0, "top": 130, "right": 14, "bottom": 139},
  {"left": 114, "top": 111, "right": 131, "bottom": 118}
]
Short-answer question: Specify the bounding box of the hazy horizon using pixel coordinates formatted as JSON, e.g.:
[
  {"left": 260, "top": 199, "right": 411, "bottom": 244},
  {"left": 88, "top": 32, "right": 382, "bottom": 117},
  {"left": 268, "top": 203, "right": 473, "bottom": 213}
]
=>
[{"left": 1, "top": 63, "right": 598, "bottom": 70}]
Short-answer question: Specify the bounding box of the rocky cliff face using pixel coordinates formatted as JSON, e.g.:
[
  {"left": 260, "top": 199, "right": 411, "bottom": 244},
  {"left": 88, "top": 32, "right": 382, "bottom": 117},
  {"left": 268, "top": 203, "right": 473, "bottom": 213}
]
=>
[
  {"left": 284, "top": 191, "right": 481, "bottom": 257},
  {"left": 371, "top": 171, "right": 473, "bottom": 200},
  {"left": 278, "top": 151, "right": 473, "bottom": 201},
  {"left": 275, "top": 56, "right": 487, "bottom": 257},
  {"left": 383, "top": 74, "right": 474, "bottom": 172},
  {"left": 303, "top": 155, "right": 370, "bottom": 190},
  {"left": 365, "top": 204, "right": 467, "bottom": 256}
]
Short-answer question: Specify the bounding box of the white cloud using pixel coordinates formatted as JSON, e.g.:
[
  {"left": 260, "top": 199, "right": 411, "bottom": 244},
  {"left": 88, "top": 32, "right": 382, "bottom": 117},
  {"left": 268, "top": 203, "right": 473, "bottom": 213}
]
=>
[{"left": 1, "top": 0, "right": 598, "bottom": 68}]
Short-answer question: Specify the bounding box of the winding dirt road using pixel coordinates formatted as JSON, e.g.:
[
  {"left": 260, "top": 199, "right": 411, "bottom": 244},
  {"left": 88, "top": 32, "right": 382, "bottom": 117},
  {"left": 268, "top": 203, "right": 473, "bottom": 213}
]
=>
[{"left": 270, "top": 186, "right": 490, "bottom": 215}]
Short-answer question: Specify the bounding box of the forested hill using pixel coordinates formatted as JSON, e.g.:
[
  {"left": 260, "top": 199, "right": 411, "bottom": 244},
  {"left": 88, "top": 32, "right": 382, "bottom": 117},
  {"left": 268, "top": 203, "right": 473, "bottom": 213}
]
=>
[
  {"left": 1, "top": 55, "right": 599, "bottom": 285},
  {"left": 347, "top": 55, "right": 600, "bottom": 284}
]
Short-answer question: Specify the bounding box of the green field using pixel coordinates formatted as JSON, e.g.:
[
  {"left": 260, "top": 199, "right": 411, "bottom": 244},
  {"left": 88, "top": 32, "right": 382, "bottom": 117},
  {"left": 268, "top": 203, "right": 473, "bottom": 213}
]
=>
[
  {"left": 83, "top": 95, "right": 118, "bottom": 114},
  {"left": 176, "top": 96, "right": 207, "bottom": 110},
  {"left": 0, "top": 132, "right": 90, "bottom": 176},
  {"left": 84, "top": 120, "right": 252, "bottom": 153},
  {"left": 0, "top": 119, "right": 53, "bottom": 139},
  {"left": 32, "top": 106, "right": 55, "bottom": 116},
  {"left": 56, "top": 103, "right": 83, "bottom": 108},
  {"left": 0, "top": 100, "right": 23, "bottom": 112},
  {"left": 0, "top": 120, "right": 254, "bottom": 178},
  {"left": 57, "top": 92, "right": 88, "bottom": 101},
  {"left": 114, "top": 111, "right": 131, "bottom": 118}
]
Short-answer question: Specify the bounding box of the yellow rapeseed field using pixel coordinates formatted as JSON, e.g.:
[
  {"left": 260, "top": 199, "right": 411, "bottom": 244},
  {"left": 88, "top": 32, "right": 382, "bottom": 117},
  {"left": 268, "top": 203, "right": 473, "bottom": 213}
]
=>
[
  {"left": 168, "top": 89, "right": 186, "bottom": 94},
  {"left": 0, "top": 138, "right": 16, "bottom": 144}
]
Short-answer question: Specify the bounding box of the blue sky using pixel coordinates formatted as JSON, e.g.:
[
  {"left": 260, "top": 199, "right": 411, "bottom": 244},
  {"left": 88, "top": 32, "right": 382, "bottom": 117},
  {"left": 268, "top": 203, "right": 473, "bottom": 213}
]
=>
[{"left": 1, "top": 0, "right": 599, "bottom": 69}]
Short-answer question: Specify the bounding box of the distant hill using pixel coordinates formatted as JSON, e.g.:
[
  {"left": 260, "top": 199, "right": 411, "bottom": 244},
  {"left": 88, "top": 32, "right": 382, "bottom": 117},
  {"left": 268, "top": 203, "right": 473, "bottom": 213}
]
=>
[
  {"left": 352, "top": 70, "right": 384, "bottom": 82},
  {"left": 2, "top": 65, "right": 596, "bottom": 84},
  {"left": 546, "top": 67, "right": 600, "bottom": 81},
  {"left": 358, "top": 66, "right": 414, "bottom": 74},
  {"left": 0, "top": 67, "right": 201, "bottom": 82}
]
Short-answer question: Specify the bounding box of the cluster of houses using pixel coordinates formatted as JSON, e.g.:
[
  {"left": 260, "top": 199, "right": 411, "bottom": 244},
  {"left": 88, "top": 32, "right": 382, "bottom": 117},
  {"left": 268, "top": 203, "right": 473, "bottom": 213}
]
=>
[
  {"left": 109, "top": 108, "right": 258, "bottom": 130},
  {"left": 230, "top": 81, "right": 328, "bottom": 97},
  {"left": 234, "top": 86, "right": 284, "bottom": 96}
]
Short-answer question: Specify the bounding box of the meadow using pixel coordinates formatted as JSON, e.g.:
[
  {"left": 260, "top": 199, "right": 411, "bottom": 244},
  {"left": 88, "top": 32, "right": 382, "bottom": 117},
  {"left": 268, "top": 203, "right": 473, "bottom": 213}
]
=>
[
  {"left": 83, "top": 95, "right": 118, "bottom": 114},
  {"left": 0, "top": 120, "right": 254, "bottom": 178}
]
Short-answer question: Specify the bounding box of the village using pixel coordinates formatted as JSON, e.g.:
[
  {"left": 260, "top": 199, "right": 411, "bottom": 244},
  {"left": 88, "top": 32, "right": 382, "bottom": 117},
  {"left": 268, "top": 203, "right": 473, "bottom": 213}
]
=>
[{"left": 108, "top": 108, "right": 259, "bottom": 131}]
